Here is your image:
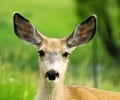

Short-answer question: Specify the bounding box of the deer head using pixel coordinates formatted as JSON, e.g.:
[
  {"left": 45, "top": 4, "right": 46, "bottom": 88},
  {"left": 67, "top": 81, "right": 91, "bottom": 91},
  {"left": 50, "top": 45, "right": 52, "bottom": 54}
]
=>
[{"left": 13, "top": 13, "right": 96, "bottom": 83}]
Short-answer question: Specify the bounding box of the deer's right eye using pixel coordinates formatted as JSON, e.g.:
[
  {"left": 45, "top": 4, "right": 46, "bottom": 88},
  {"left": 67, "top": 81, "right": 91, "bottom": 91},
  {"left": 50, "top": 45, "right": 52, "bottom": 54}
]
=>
[{"left": 38, "top": 50, "right": 45, "bottom": 57}]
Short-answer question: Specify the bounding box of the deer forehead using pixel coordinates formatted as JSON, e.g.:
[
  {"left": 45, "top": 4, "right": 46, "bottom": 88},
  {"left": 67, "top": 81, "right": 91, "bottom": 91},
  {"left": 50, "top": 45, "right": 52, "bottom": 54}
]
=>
[{"left": 38, "top": 38, "right": 68, "bottom": 52}]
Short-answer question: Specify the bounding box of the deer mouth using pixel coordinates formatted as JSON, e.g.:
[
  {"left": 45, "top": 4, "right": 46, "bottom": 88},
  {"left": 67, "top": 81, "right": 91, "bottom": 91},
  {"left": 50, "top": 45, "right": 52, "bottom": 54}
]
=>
[{"left": 45, "top": 70, "right": 59, "bottom": 81}]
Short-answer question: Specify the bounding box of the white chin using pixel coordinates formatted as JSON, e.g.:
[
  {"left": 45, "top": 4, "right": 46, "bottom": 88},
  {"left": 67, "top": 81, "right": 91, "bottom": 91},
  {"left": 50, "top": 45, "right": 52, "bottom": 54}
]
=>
[{"left": 46, "top": 78, "right": 59, "bottom": 83}]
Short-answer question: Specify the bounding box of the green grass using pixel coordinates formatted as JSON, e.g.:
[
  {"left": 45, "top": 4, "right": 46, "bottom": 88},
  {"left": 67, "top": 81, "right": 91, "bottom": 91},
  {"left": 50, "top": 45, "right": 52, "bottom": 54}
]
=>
[
  {"left": 0, "top": 63, "right": 38, "bottom": 100},
  {"left": 0, "top": 0, "right": 120, "bottom": 99}
]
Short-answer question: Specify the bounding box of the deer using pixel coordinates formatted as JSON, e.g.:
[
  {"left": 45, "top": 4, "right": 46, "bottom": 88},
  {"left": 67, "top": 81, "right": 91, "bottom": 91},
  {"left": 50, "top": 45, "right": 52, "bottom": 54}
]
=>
[{"left": 13, "top": 12, "right": 120, "bottom": 100}]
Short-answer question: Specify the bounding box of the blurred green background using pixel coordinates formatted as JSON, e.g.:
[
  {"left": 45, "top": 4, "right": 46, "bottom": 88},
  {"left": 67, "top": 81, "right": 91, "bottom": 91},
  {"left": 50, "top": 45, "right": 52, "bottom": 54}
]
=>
[{"left": 0, "top": 0, "right": 120, "bottom": 100}]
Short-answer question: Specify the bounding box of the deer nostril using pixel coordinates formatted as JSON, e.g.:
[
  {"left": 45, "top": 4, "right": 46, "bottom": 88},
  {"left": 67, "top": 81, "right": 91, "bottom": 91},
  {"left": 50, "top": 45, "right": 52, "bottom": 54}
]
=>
[{"left": 45, "top": 70, "right": 59, "bottom": 81}]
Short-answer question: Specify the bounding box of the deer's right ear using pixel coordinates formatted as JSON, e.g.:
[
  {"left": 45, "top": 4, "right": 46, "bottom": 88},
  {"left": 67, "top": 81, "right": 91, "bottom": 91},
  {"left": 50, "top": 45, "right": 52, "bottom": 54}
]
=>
[{"left": 13, "top": 13, "right": 43, "bottom": 46}]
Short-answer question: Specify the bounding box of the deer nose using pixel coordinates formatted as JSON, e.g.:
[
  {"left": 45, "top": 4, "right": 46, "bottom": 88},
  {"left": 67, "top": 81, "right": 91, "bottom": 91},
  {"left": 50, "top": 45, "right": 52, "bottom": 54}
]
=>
[{"left": 45, "top": 70, "right": 59, "bottom": 81}]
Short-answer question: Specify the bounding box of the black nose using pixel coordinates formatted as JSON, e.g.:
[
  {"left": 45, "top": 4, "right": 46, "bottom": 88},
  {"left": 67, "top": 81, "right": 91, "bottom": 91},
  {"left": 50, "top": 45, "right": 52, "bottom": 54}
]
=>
[{"left": 45, "top": 70, "right": 59, "bottom": 81}]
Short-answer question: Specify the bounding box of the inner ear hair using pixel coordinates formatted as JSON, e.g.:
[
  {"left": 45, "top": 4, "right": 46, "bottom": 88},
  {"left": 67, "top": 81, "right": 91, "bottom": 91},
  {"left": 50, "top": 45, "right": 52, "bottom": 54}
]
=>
[{"left": 66, "top": 14, "right": 97, "bottom": 47}]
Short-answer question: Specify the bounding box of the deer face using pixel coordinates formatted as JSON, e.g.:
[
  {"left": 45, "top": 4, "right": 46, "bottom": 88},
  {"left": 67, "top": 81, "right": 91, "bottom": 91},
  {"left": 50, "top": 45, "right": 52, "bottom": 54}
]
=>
[
  {"left": 37, "top": 38, "right": 72, "bottom": 82},
  {"left": 13, "top": 13, "right": 96, "bottom": 83}
]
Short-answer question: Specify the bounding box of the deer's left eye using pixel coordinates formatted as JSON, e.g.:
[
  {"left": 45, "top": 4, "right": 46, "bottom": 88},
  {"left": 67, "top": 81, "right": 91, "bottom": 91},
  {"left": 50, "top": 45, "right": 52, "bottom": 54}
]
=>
[{"left": 63, "top": 52, "right": 70, "bottom": 57}]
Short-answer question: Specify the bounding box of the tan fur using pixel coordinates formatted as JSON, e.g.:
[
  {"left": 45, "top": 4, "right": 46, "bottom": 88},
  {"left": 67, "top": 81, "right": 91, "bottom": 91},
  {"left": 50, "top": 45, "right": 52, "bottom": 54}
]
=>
[
  {"left": 35, "top": 38, "right": 120, "bottom": 100},
  {"left": 13, "top": 13, "right": 120, "bottom": 100},
  {"left": 66, "top": 86, "right": 120, "bottom": 100}
]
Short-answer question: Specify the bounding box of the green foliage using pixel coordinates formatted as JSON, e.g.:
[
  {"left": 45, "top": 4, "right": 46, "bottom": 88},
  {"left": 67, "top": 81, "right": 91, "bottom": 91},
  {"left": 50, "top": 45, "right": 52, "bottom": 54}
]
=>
[
  {"left": 0, "top": 0, "right": 120, "bottom": 99},
  {"left": 75, "top": 0, "right": 120, "bottom": 85}
]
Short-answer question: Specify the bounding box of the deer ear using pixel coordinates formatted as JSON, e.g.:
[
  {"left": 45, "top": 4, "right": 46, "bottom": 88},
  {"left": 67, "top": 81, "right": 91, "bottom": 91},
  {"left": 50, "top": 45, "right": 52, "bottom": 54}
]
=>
[
  {"left": 13, "top": 13, "right": 43, "bottom": 46},
  {"left": 66, "top": 15, "right": 97, "bottom": 47}
]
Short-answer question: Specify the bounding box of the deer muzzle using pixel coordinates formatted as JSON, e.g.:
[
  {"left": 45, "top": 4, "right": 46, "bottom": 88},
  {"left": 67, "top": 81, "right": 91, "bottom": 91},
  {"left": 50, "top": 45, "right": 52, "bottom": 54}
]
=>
[{"left": 45, "top": 70, "right": 59, "bottom": 81}]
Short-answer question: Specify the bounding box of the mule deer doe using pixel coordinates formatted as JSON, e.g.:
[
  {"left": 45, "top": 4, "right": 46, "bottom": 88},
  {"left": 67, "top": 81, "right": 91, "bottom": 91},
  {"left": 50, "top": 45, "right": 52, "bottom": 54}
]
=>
[{"left": 13, "top": 13, "right": 120, "bottom": 100}]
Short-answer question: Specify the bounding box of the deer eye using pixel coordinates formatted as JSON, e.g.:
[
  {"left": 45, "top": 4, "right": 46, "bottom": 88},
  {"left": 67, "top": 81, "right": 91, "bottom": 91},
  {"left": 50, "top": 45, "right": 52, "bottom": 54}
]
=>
[
  {"left": 38, "top": 50, "right": 45, "bottom": 57},
  {"left": 63, "top": 52, "right": 70, "bottom": 57}
]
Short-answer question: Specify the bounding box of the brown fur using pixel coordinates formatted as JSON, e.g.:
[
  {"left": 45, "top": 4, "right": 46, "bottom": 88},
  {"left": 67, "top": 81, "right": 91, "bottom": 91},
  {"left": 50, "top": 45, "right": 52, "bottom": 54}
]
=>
[
  {"left": 66, "top": 86, "right": 120, "bottom": 100},
  {"left": 13, "top": 13, "right": 120, "bottom": 100},
  {"left": 35, "top": 38, "right": 120, "bottom": 100}
]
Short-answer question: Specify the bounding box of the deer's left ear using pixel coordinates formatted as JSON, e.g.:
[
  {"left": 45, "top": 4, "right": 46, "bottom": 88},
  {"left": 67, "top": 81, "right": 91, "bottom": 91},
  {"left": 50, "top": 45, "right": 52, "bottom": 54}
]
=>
[{"left": 66, "top": 15, "right": 97, "bottom": 47}]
